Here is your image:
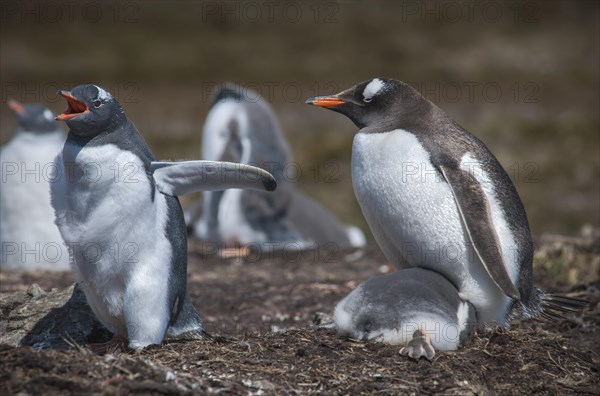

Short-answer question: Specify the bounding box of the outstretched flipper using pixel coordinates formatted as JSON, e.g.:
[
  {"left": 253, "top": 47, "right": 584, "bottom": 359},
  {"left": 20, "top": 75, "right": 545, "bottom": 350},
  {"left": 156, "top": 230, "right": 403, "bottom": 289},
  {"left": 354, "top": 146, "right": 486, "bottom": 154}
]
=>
[
  {"left": 151, "top": 160, "right": 277, "bottom": 196},
  {"left": 400, "top": 330, "right": 435, "bottom": 361},
  {"left": 437, "top": 164, "right": 520, "bottom": 300}
]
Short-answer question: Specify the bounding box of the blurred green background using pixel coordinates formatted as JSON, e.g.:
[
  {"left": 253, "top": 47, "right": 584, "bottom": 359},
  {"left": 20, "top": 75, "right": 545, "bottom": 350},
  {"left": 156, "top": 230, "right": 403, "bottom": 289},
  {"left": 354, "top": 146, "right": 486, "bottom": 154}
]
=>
[{"left": 1, "top": 1, "right": 598, "bottom": 237}]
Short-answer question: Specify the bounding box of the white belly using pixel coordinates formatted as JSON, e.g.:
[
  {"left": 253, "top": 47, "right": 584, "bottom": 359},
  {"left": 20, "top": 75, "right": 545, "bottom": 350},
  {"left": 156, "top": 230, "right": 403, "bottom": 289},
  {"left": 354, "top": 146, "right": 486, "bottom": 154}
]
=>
[
  {"left": 201, "top": 100, "right": 254, "bottom": 244},
  {"left": 218, "top": 189, "right": 266, "bottom": 245},
  {"left": 51, "top": 142, "right": 171, "bottom": 344},
  {"left": 0, "top": 131, "right": 70, "bottom": 270},
  {"left": 352, "top": 130, "right": 510, "bottom": 324}
]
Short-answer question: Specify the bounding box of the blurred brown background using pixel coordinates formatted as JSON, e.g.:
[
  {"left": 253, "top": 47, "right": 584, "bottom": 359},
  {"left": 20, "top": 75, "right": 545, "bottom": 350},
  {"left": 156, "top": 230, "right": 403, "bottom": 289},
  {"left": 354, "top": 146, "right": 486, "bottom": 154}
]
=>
[{"left": 1, "top": 0, "right": 598, "bottom": 237}]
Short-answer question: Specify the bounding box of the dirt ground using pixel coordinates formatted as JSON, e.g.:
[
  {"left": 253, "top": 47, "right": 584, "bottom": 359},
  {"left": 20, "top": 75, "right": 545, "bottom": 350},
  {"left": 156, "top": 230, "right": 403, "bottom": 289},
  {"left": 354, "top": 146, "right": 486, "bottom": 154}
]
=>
[{"left": 1, "top": 228, "right": 599, "bottom": 395}]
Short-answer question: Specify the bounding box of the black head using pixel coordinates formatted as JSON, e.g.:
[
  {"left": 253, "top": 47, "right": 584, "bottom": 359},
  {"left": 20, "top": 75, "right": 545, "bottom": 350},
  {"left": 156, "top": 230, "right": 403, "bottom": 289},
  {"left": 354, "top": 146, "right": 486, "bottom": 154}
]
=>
[
  {"left": 8, "top": 99, "right": 59, "bottom": 133},
  {"left": 306, "top": 78, "right": 433, "bottom": 130},
  {"left": 55, "top": 84, "right": 126, "bottom": 137}
]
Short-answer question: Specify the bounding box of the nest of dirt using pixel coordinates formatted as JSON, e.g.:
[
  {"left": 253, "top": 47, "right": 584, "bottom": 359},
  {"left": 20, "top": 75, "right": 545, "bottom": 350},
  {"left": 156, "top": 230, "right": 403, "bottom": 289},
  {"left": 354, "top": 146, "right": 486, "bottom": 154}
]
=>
[{"left": 1, "top": 227, "right": 599, "bottom": 395}]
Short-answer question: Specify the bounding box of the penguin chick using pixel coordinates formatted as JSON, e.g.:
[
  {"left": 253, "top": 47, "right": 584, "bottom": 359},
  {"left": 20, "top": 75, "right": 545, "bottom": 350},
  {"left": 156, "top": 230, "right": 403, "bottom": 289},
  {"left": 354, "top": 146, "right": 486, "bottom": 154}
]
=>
[{"left": 333, "top": 268, "right": 478, "bottom": 361}]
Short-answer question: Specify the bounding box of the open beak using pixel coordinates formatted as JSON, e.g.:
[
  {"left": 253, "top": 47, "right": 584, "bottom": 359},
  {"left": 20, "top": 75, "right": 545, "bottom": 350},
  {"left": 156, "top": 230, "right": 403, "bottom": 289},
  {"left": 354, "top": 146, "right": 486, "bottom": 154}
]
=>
[
  {"left": 8, "top": 99, "right": 26, "bottom": 115},
  {"left": 55, "top": 91, "right": 89, "bottom": 121},
  {"left": 305, "top": 95, "right": 347, "bottom": 107}
]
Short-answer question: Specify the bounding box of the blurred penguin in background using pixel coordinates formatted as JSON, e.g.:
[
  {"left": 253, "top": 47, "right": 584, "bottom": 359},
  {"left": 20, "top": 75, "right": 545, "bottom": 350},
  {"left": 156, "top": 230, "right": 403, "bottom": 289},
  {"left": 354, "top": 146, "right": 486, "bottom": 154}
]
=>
[
  {"left": 187, "top": 83, "right": 366, "bottom": 253},
  {"left": 1, "top": 100, "right": 70, "bottom": 270}
]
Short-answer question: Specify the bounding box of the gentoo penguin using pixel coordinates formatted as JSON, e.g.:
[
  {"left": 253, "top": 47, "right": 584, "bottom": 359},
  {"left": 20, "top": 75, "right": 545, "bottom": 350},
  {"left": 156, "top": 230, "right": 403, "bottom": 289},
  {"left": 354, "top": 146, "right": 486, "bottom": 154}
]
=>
[
  {"left": 51, "top": 84, "right": 276, "bottom": 350},
  {"left": 1, "top": 100, "right": 70, "bottom": 270},
  {"left": 333, "top": 268, "right": 478, "bottom": 361},
  {"left": 189, "top": 83, "right": 365, "bottom": 250},
  {"left": 307, "top": 78, "right": 585, "bottom": 327}
]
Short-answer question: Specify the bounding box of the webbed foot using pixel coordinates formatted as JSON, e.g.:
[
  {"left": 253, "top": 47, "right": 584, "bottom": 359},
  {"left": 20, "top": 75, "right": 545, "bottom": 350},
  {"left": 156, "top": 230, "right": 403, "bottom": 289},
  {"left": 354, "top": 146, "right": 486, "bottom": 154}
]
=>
[{"left": 400, "top": 330, "right": 435, "bottom": 361}]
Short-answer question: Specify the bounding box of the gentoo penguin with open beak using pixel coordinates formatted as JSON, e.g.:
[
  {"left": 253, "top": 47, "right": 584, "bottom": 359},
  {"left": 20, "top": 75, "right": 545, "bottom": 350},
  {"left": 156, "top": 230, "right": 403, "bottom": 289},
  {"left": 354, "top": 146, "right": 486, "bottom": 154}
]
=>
[
  {"left": 307, "top": 78, "right": 585, "bottom": 332},
  {"left": 51, "top": 84, "right": 276, "bottom": 351},
  {"left": 1, "top": 100, "right": 69, "bottom": 270},
  {"left": 189, "top": 83, "right": 365, "bottom": 250}
]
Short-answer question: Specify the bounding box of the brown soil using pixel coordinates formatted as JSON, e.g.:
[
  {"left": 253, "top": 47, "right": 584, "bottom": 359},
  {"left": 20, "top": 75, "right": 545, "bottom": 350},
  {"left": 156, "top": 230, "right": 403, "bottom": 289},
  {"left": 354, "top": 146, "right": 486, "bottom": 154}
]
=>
[{"left": 1, "top": 231, "right": 599, "bottom": 395}]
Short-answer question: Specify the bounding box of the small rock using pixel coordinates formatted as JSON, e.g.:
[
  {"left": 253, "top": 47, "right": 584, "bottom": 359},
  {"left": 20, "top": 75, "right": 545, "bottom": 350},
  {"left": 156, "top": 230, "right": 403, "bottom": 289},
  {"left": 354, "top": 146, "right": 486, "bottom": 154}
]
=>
[
  {"left": 242, "top": 379, "right": 275, "bottom": 391},
  {"left": 26, "top": 284, "right": 46, "bottom": 299},
  {"left": 165, "top": 371, "right": 176, "bottom": 382}
]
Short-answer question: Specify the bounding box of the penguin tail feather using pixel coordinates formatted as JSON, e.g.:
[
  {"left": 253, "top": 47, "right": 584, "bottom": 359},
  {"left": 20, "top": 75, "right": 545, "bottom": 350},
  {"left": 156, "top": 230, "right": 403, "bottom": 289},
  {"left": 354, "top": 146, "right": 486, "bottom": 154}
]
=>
[
  {"left": 169, "top": 328, "right": 213, "bottom": 342},
  {"left": 538, "top": 290, "right": 590, "bottom": 322}
]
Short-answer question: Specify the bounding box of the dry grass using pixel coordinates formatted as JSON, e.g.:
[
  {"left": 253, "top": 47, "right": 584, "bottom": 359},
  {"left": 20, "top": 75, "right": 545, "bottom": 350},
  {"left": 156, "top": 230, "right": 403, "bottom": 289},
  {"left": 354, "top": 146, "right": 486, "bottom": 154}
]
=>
[{"left": 1, "top": 229, "right": 598, "bottom": 395}]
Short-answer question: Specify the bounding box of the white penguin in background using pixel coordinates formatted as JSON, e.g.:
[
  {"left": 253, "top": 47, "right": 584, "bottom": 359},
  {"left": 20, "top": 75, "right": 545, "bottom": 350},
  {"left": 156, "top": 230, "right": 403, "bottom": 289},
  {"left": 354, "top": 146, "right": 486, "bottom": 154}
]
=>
[
  {"left": 1, "top": 100, "right": 70, "bottom": 270},
  {"left": 189, "top": 83, "right": 365, "bottom": 251}
]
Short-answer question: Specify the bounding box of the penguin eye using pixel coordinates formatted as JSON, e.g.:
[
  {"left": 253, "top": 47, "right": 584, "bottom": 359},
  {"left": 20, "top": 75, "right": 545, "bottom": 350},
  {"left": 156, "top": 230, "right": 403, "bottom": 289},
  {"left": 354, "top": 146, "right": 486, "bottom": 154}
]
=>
[
  {"left": 93, "top": 100, "right": 102, "bottom": 108},
  {"left": 363, "top": 97, "right": 373, "bottom": 103}
]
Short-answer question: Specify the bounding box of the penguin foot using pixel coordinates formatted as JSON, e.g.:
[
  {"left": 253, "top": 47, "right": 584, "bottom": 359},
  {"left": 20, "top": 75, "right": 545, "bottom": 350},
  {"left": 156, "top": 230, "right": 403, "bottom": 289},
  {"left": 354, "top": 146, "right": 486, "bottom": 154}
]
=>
[
  {"left": 218, "top": 246, "right": 251, "bottom": 259},
  {"left": 400, "top": 330, "right": 435, "bottom": 361},
  {"left": 89, "top": 335, "right": 128, "bottom": 355}
]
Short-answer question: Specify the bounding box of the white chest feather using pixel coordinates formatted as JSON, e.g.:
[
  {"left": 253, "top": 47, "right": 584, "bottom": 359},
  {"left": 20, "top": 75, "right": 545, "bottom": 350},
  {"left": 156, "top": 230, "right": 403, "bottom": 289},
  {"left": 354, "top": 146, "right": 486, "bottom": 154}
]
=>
[
  {"left": 351, "top": 130, "right": 512, "bottom": 324},
  {"left": 352, "top": 130, "right": 464, "bottom": 268},
  {"left": 51, "top": 143, "right": 171, "bottom": 338},
  {"left": 201, "top": 101, "right": 249, "bottom": 161},
  {"left": 218, "top": 189, "right": 266, "bottom": 244}
]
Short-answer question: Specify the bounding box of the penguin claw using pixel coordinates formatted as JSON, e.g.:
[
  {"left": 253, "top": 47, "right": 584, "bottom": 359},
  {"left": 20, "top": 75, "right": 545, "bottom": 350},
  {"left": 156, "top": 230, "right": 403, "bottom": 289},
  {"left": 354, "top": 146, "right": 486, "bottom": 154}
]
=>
[{"left": 400, "top": 330, "right": 435, "bottom": 361}]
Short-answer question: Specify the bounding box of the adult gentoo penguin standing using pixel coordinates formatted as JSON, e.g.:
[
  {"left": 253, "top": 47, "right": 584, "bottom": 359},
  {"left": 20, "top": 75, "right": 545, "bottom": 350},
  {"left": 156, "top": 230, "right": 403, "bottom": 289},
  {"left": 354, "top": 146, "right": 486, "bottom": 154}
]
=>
[
  {"left": 1, "top": 100, "right": 69, "bottom": 270},
  {"left": 51, "top": 84, "right": 276, "bottom": 350},
  {"left": 307, "top": 78, "right": 583, "bottom": 327},
  {"left": 190, "top": 83, "right": 365, "bottom": 250}
]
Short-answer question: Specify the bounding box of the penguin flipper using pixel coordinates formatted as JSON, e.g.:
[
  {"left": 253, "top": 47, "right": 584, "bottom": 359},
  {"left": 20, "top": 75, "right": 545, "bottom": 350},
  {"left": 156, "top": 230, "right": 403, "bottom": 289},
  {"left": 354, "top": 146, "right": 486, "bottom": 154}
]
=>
[
  {"left": 151, "top": 160, "right": 277, "bottom": 196},
  {"left": 437, "top": 165, "right": 521, "bottom": 300}
]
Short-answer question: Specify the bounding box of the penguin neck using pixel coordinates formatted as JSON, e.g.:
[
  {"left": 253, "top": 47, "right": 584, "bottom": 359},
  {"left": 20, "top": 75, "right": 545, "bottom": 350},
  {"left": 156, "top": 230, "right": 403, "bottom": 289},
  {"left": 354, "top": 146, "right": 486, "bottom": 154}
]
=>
[
  {"left": 359, "top": 101, "right": 444, "bottom": 135},
  {"left": 66, "top": 118, "right": 156, "bottom": 172},
  {"left": 67, "top": 118, "right": 132, "bottom": 148}
]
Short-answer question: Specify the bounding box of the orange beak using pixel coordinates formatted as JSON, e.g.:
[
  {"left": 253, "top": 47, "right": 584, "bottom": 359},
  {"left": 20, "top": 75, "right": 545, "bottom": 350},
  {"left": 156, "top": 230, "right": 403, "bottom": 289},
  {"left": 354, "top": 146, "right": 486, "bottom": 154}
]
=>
[
  {"left": 55, "top": 91, "right": 89, "bottom": 121},
  {"left": 305, "top": 96, "right": 347, "bottom": 107},
  {"left": 8, "top": 99, "right": 26, "bottom": 115}
]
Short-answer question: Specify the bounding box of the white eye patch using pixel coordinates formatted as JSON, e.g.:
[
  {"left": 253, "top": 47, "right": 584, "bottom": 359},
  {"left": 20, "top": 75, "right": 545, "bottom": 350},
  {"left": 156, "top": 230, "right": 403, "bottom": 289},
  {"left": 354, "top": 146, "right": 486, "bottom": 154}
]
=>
[
  {"left": 362, "top": 78, "right": 384, "bottom": 101},
  {"left": 94, "top": 85, "right": 112, "bottom": 101}
]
